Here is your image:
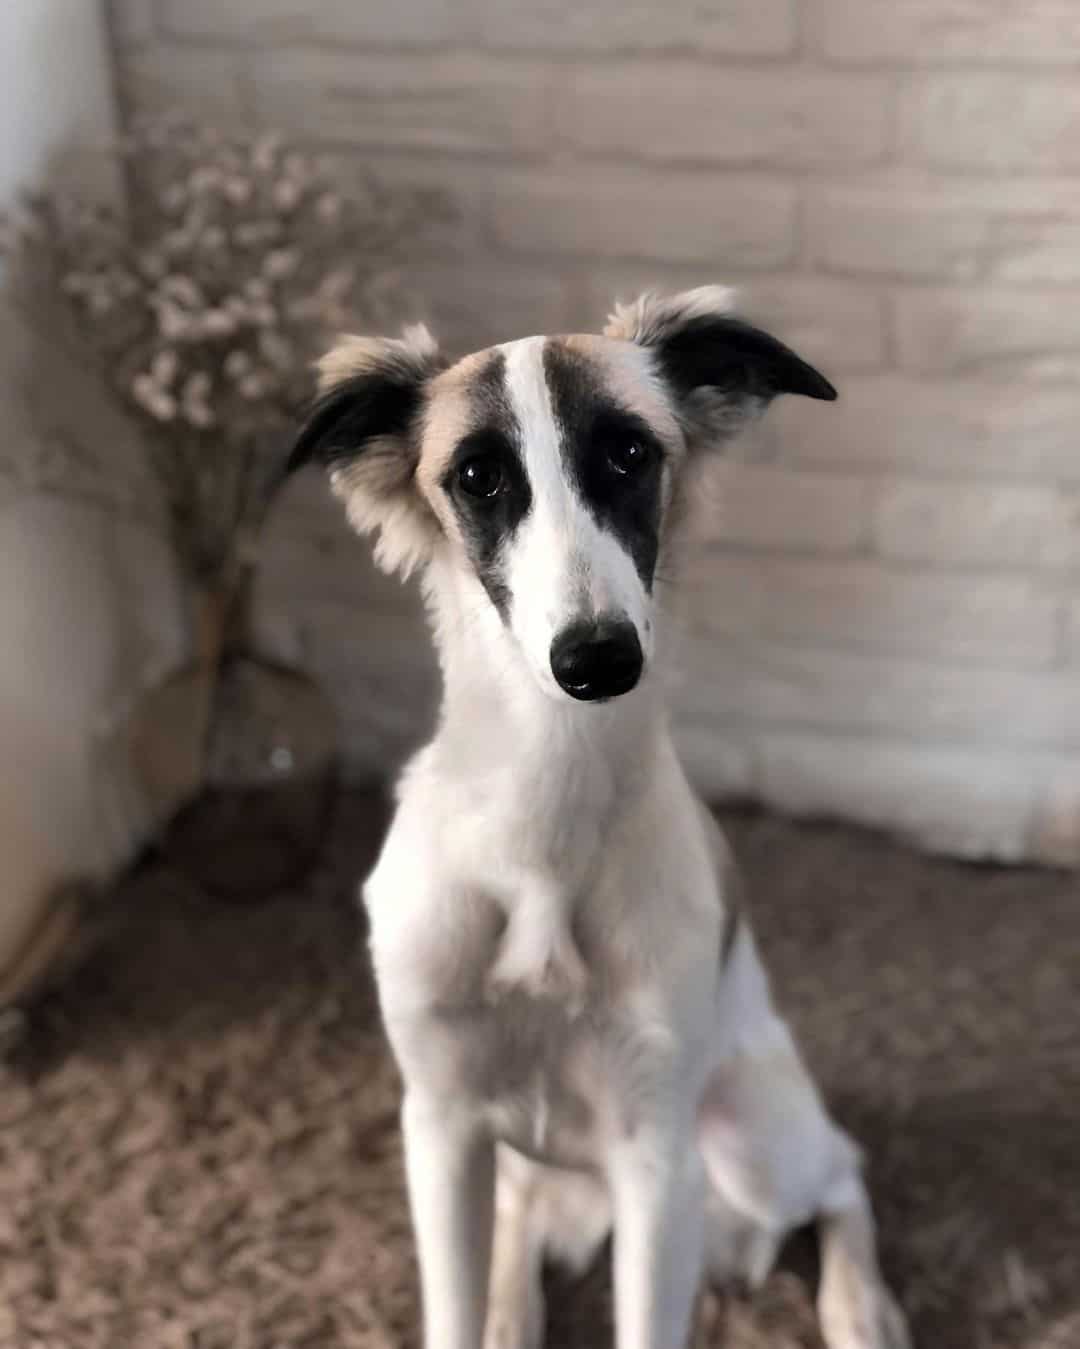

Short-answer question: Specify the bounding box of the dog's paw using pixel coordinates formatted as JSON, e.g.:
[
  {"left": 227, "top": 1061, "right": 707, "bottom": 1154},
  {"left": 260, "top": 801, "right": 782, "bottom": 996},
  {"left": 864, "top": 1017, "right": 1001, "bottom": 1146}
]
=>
[
  {"left": 486, "top": 922, "right": 588, "bottom": 1013},
  {"left": 819, "top": 1277, "right": 912, "bottom": 1349}
]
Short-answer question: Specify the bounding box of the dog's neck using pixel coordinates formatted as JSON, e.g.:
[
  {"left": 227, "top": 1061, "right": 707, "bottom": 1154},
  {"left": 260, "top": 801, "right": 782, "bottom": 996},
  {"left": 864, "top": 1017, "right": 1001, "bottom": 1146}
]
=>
[{"left": 420, "top": 557, "right": 670, "bottom": 787}]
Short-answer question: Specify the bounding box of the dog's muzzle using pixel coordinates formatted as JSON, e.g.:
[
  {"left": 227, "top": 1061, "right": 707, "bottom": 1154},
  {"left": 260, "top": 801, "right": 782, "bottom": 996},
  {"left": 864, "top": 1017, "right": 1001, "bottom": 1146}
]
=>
[{"left": 550, "top": 618, "right": 643, "bottom": 701}]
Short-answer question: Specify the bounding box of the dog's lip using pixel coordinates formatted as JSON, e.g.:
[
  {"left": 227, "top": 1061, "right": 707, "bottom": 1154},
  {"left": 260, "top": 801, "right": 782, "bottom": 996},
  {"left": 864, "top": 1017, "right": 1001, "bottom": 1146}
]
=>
[{"left": 560, "top": 668, "right": 642, "bottom": 701}]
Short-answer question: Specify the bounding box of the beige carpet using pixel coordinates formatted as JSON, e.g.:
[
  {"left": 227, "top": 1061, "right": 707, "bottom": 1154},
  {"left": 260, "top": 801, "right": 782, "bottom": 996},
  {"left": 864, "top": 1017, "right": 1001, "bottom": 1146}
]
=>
[{"left": 2, "top": 791, "right": 1077, "bottom": 1348}]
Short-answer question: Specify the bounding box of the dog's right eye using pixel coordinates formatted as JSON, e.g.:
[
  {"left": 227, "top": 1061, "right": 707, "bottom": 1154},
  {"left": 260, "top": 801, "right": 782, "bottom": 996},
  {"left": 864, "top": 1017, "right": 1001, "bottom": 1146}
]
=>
[
  {"left": 606, "top": 440, "right": 652, "bottom": 477},
  {"left": 457, "top": 455, "right": 505, "bottom": 500}
]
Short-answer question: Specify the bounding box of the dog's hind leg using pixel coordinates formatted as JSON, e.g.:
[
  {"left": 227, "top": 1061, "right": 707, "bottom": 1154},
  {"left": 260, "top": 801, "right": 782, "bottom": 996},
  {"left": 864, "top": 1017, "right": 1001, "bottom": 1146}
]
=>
[
  {"left": 484, "top": 1149, "right": 545, "bottom": 1349},
  {"left": 484, "top": 1150, "right": 612, "bottom": 1349},
  {"left": 699, "top": 1046, "right": 909, "bottom": 1348},
  {"left": 699, "top": 930, "right": 910, "bottom": 1349},
  {"left": 818, "top": 1190, "right": 911, "bottom": 1349}
]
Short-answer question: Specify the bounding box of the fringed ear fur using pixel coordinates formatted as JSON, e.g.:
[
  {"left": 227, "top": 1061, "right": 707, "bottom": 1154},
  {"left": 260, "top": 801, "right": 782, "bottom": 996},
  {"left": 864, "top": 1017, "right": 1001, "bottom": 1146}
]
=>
[
  {"left": 604, "top": 286, "right": 836, "bottom": 448},
  {"left": 287, "top": 324, "right": 443, "bottom": 579}
]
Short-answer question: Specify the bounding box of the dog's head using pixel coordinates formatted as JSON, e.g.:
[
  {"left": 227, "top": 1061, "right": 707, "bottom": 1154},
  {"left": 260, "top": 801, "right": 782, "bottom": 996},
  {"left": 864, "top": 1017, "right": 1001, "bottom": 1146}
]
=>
[{"left": 290, "top": 286, "right": 835, "bottom": 703}]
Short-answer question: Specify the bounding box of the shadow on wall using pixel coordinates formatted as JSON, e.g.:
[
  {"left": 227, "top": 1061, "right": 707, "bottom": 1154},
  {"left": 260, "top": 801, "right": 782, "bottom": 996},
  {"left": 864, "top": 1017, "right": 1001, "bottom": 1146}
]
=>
[{"left": 0, "top": 301, "right": 189, "bottom": 1003}]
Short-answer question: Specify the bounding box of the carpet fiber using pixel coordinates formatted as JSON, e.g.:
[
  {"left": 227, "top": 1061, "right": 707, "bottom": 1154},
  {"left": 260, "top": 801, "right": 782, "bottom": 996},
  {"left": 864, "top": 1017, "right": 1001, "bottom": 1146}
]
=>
[{"left": 2, "top": 792, "right": 1077, "bottom": 1348}]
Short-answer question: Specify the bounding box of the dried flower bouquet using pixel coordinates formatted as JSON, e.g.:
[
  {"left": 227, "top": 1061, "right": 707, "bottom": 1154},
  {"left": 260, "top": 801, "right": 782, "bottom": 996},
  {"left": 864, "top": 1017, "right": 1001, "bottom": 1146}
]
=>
[{"left": 1, "top": 114, "right": 434, "bottom": 592}]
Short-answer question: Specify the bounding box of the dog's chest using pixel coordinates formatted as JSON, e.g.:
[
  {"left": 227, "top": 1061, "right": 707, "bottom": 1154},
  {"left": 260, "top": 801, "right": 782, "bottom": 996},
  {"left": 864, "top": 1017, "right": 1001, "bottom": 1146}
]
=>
[
  {"left": 397, "top": 995, "right": 659, "bottom": 1170},
  {"left": 368, "top": 742, "right": 719, "bottom": 1168}
]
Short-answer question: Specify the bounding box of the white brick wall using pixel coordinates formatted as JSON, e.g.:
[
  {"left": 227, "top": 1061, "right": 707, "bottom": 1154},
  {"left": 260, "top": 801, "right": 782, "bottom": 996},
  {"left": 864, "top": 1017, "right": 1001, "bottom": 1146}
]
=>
[
  {"left": 806, "top": 178, "right": 1080, "bottom": 283},
  {"left": 158, "top": 0, "right": 458, "bottom": 46},
  {"left": 489, "top": 169, "right": 798, "bottom": 268},
  {"left": 874, "top": 481, "right": 1080, "bottom": 568},
  {"left": 250, "top": 51, "right": 556, "bottom": 154},
  {"left": 703, "top": 464, "right": 869, "bottom": 553},
  {"left": 819, "top": 2, "right": 1080, "bottom": 68},
  {"left": 478, "top": 0, "right": 797, "bottom": 57},
  {"left": 901, "top": 74, "right": 1080, "bottom": 172},
  {"left": 894, "top": 289, "right": 1080, "bottom": 378},
  {"left": 559, "top": 67, "right": 893, "bottom": 167},
  {"left": 682, "top": 556, "right": 1060, "bottom": 668},
  {"left": 106, "top": 0, "right": 1080, "bottom": 864}
]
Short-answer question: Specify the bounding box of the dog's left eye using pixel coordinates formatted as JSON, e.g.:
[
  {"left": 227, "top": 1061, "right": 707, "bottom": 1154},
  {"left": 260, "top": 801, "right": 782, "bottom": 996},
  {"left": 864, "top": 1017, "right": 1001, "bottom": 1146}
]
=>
[
  {"left": 606, "top": 441, "right": 652, "bottom": 476},
  {"left": 458, "top": 455, "right": 506, "bottom": 499}
]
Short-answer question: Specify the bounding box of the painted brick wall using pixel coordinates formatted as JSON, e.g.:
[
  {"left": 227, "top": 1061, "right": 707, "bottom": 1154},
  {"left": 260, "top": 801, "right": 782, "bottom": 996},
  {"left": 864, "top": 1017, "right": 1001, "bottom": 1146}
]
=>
[{"left": 106, "top": 0, "right": 1080, "bottom": 864}]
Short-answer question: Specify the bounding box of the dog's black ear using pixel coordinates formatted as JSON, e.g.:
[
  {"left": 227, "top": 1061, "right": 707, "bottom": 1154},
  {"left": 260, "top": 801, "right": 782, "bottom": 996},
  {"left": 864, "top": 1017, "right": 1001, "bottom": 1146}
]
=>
[
  {"left": 289, "top": 324, "right": 441, "bottom": 472},
  {"left": 604, "top": 286, "right": 835, "bottom": 446},
  {"left": 288, "top": 324, "right": 443, "bottom": 577}
]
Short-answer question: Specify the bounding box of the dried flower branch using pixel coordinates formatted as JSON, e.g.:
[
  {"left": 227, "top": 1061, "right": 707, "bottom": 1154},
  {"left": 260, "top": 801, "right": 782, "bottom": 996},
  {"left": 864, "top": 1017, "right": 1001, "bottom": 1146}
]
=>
[{"left": 0, "top": 113, "right": 444, "bottom": 584}]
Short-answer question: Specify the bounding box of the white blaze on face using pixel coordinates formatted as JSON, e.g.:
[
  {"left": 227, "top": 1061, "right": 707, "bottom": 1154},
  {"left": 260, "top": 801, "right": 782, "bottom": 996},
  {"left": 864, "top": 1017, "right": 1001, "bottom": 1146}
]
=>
[{"left": 499, "top": 337, "right": 654, "bottom": 696}]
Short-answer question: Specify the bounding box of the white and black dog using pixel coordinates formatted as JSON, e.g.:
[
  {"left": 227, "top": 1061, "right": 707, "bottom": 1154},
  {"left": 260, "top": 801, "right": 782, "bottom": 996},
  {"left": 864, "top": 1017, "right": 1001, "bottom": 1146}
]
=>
[{"left": 289, "top": 286, "right": 910, "bottom": 1349}]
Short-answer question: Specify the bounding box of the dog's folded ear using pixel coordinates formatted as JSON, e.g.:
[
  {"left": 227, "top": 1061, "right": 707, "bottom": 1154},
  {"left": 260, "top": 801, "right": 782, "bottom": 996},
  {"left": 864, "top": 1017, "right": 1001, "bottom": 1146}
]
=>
[
  {"left": 604, "top": 286, "right": 836, "bottom": 448},
  {"left": 287, "top": 324, "right": 444, "bottom": 578}
]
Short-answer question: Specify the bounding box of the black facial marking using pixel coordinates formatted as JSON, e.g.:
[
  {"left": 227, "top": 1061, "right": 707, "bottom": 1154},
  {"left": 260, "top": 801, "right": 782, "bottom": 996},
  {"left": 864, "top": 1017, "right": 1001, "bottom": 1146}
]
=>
[
  {"left": 542, "top": 341, "right": 664, "bottom": 590},
  {"left": 440, "top": 351, "right": 531, "bottom": 619},
  {"left": 655, "top": 314, "right": 837, "bottom": 406}
]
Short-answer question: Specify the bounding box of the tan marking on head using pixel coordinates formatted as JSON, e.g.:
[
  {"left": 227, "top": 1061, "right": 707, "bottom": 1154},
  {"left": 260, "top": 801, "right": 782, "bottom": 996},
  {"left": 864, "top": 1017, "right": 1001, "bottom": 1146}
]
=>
[
  {"left": 560, "top": 333, "right": 685, "bottom": 452},
  {"left": 316, "top": 337, "right": 386, "bottom": 390},
  {"left": 315, "top": 322, "right": 439, "bottom": 392},
  {"left": 602, "top": 285, "right": 737, "bottom": 346},
  {"left": 413, "top": 348, "right": 502, "bottom": 542}
]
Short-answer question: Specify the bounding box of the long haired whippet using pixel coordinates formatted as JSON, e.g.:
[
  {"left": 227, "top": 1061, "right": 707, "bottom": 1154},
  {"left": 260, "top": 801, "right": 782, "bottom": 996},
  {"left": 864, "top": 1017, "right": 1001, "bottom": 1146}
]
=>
[{"left": 289, "top": 286, "right": 911, "bottom": 1349}]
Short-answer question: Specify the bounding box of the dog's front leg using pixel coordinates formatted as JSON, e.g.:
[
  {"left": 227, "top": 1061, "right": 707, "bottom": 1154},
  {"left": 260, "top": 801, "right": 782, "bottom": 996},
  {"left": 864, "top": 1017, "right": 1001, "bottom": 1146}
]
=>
[
  {"left": 609, "top": 1129, "right": 706, "bottom": 1349},
  {"left": 402, "top": 1093, "right": 495, "bottom": 1349}
]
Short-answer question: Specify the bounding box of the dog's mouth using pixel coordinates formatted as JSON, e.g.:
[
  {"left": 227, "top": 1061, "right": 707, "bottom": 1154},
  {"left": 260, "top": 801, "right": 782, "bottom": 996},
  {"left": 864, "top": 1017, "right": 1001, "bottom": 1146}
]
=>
[
  {"left": 549, "top": 619, "right": 644, "bottom": 702},
  {"left": 557, "top": 663, "right": 642, "bottom": 702}
]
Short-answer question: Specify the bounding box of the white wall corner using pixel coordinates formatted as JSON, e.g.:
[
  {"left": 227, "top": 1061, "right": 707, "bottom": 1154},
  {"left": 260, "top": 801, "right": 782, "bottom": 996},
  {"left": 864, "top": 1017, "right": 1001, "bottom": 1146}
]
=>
[{"left": 0, "top": 0, "right": 188, "bottom": 997}]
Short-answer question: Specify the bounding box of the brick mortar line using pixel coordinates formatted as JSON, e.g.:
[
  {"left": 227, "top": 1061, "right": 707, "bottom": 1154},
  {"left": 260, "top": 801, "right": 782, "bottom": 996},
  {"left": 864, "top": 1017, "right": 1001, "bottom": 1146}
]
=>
[
  {"left": 890, "top": 164, "right": 1080, "bottom": 183},
  {"left": 144, "top": 29, "right": 1080, "bottom": 76},
  {"left": 812, "top": 266, "right": 1080, "bottom": 291},
  {"left": 152, "top": 31, "right": 804, "bottom": 66},
  {"left": 885, "top": 281, "right": 1080, "bottom": 298},
  {"left": 699, "top": 540, "right": 1080, "bottom": 581},
  {"left": 771, "top": 462, "right": 1080, "bottom": 490},
  {"left": 673, "top": 632, "right": 1080, "bottom": 680},
  {"left": 678, "top": 718, "right": 1080, "bottom": 757},
  {"left": 810, "top": 58, "right": 1080, "bottom": 75}
]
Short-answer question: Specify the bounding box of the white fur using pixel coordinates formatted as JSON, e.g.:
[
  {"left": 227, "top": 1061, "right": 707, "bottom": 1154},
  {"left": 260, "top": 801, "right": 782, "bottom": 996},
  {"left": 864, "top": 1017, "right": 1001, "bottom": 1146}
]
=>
[
  {"left": 500, "top": 337, "right": 654, "bottom": 699},
  {"left": 343, "top": 303, "right": 909, "bottom": 1349}
]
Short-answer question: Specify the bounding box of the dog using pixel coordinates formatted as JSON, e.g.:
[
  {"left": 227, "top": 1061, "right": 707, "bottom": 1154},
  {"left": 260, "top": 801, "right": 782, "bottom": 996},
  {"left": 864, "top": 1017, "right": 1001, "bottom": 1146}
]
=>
[{"left": 288, "top": 286, "right": 911, "bottom": 1349}]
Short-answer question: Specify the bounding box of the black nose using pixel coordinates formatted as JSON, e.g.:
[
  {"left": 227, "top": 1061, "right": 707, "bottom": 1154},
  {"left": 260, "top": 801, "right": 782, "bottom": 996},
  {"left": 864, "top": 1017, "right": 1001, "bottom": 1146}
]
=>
[{"left": 550, "top": 619, "right": 643, "bottom": 701}]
